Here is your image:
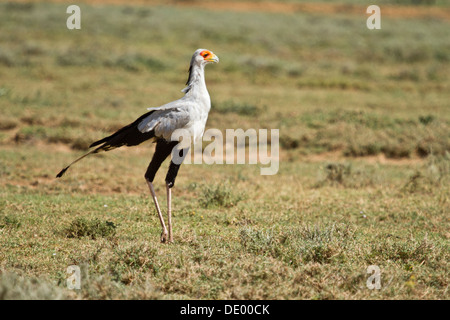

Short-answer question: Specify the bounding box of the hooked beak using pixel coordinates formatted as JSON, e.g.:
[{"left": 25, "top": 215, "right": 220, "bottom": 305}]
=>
[{"left": 206, "top": 53, "right": 219, "bottom": 63}]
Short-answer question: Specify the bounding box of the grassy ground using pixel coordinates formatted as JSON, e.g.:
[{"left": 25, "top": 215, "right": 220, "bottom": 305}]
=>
[{"left": 0, "top": 1, "right": 449, "bottom": 299}]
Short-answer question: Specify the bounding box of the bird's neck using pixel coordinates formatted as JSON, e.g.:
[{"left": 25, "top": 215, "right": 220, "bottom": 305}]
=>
[{"left": 182, "top": 64, "right": 208, "bottom": 97}]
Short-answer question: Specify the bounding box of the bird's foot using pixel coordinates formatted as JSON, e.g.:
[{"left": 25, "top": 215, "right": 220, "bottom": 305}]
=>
[
  {"left": 160, "top": 230, "right": 168, "bottom": 243},
  {"left": 160, "top": 233, "right": 174, "bottom": 244}
]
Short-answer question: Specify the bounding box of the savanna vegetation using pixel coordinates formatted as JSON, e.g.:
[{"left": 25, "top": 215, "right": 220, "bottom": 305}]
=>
[{"left": 0, "top": 1, "right": 448, "bottom": 299}]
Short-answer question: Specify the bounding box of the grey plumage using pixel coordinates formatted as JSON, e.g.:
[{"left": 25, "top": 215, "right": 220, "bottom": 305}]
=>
[{"left": 56, "top": 48, "right": 219, "bottom": 243}]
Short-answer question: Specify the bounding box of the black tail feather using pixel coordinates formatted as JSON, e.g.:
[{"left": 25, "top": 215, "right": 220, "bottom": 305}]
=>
[
  {"left": 55, "top": 149, "right": 98, "bottom": 178},
  {"left": 56, "top": 110, "right": 156, "bottom": 178},
  {"left": 56, "top": 166, "right": 69, "bottom": 178},
  {"left": 89, "top": 136, "right": 108, "bottom": 148},
  {"left": 89, "top": 110, "right": 155, "bottom": 149}
]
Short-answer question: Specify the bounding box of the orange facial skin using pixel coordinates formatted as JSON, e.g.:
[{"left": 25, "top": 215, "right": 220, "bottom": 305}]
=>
[{"left": 200, "top": 50, "right": 212, "bottom": 60}]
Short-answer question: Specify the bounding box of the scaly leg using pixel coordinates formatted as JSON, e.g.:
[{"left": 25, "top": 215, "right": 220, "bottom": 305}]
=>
[
  {"left": 164, "top": 147, "right": 189, "bottom": 243},
  {"left": 146, "top": 180, "right": 168, "bottom": 243},
  {"left": 166, "top": 183, "right": 173, "bottom": 243}
]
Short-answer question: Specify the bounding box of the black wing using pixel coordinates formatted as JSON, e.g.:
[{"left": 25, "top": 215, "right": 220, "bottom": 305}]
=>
[{"left": 56, "top": 110, "right": 156, "bottom": 178}]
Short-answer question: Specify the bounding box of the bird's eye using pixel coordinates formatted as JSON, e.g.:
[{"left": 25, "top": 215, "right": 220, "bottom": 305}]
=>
[{"left": 203, "top": 53, "right": 209, "bottom": 58}]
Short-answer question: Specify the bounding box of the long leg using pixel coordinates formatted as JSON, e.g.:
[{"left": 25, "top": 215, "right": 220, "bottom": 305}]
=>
[
  {"left": 147, "top": 180, "right": 168, "bottom": 242},
  {"left": 166, "top": 183, "right": 172, "bottom": 243},
  {"left": 165, "top": 147, "right": 190, "bottom": 243},
  {"left": 145, "top": 139, "right": 177, "bottom": 243}
]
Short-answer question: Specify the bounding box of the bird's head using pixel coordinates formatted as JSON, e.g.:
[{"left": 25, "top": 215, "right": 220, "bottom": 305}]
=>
[
  {"left": 183, "top": 49, "right": 219, "bottom": 92},
  {"left": 192, "top": 49, "right": 219, "bottom": 66}
]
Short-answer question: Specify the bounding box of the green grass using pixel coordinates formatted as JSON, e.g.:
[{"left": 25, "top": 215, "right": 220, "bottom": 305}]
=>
[
  {"left": 0, "top": 1, "right": 449, "bottom": 299},
  {"left": 64, "top": 217, "right": 117, "bottom": 240},
  {"left": 198, "top": 182, "right": 245, "bottom": 208}
]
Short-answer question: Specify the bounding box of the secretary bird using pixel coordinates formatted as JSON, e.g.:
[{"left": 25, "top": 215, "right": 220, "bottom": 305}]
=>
[{"left": 56, "top": 49, "right": 219, "bottom": 243}]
